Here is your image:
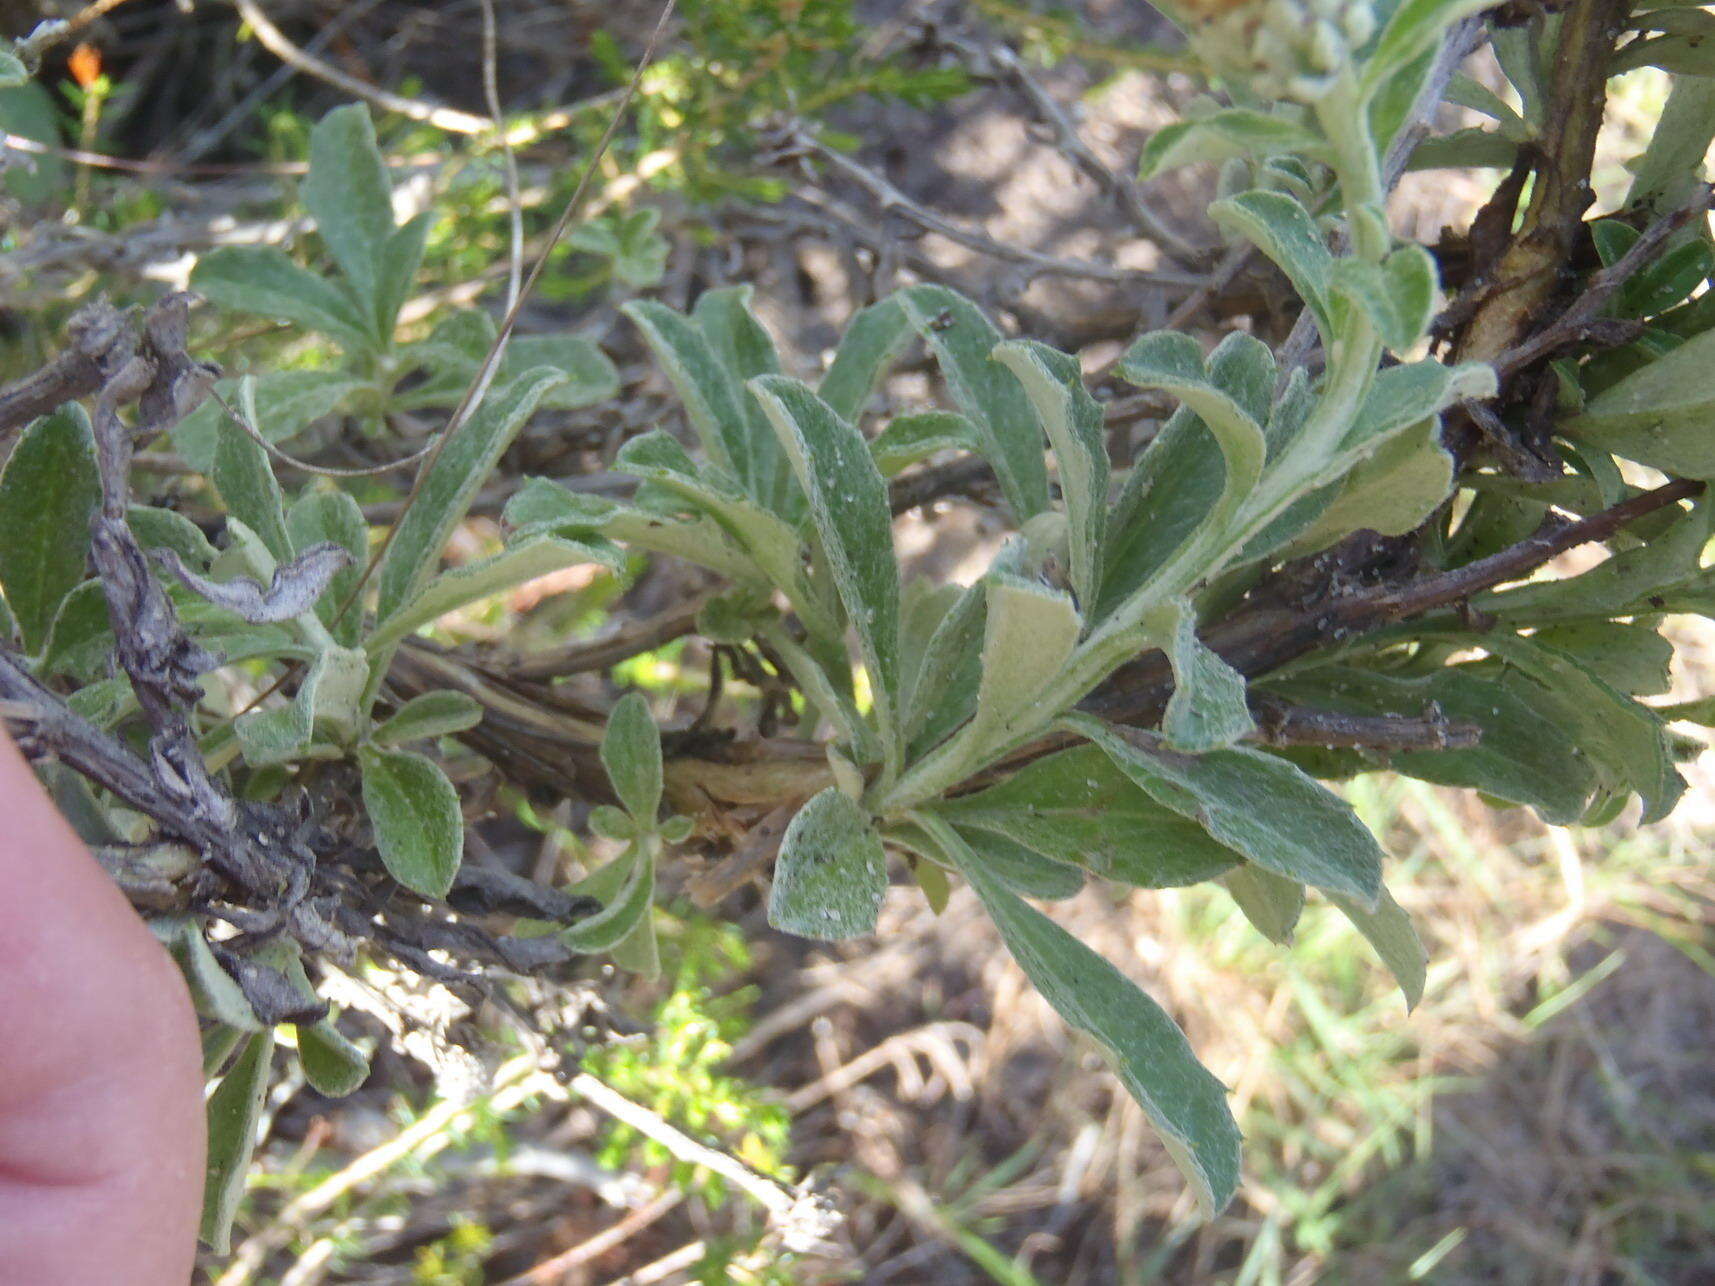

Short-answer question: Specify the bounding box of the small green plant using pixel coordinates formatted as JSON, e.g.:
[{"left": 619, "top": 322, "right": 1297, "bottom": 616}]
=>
[
  {"left": 176, "top": 104, "right": 618, "bottom": 470},
  {"left": 585, "top": 914, "right": 790, "bottom": 1205}
]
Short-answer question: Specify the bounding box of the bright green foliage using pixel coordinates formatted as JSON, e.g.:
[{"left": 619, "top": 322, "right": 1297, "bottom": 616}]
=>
[
  {"left": 583, "top": 916, "right": 792, "bottom": 1200},
  {"left": 591, "top": 0, "right": 967, "bottom": 201}
]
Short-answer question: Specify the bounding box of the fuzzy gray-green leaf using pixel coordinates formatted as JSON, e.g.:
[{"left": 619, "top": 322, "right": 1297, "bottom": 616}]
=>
[
  {"left": 1069, "top": 714, "right": 1384, "bottom": 907},
  {"left": 769, "top": 787, "right": 888, "bottom": 941},
  {"left": 965, "top": 573, "right": 1080, "bottom": 755},
  {"left": 1209, "top": 190, "right": 1336, "bottom": 339},
  {"left": 992, "top": 340, "right": 1109, "bottom": 608},
  {"left": 751, "top": 374, "right": 902, "bottom": 721},
  {"left": 1156, "top": 599, "right": 1255, "bottom": 753},
  {"left": 369, "top": 534, "right": 618, "bottom": 654},
  {"left": 172, "top": 370, "right": 365, "bottom": 474},
  {"left": 287, "top": 489, "right": 369, "bottom": 646},
  {"left": 603, "top": 692, "right": 663, "bottom": 825},
  {"left": 1223, "top": 865, "right": 1305, "bottom": 945},
  {"left": 1140, "top": 109, "right": 1324, "bottom": 178},
  {"left": 359, "top": 746, "right": 464, "bottom": 899},
  {"left": 213, "top": 383, "right": 294, "bottom": 561},
  {"left": 899, "top": 284, "right": 1050, "bottom": 522},
  {"left": 201, "top": 1029, "right": 273, "bottom": 1253},
  {"left": 935, "top": 745, "right": 1241, "bottom": 888},
  {"left": 561, "top": 841, "right": 657, "bottom": 953},
  {"left": 376, "top": 366, "right": 566, "bottom": 623},
  {"left": 372, "top": 691, "right": 483, "bottom": 747},
  {"left": 191, "top": 246, "right": 376, "bottom": 352},
  {"left": 1331, "top": 885, "right": 1427, "bottom": 1008},
  {"left": 943, "top": 826, "right": 1241, "bottom": 1215},
  {"left": 817, "top": 295, "right": 913, "bottom": 423},
  {"left": 1564, "top": 328, "right": 1715, "bottom": 478},
  {"left": 296, "top": 1020, "right": 370, "bottom": 1097},
  {"left": 304, "top": 103, "right": 396, "bottom": 311}
]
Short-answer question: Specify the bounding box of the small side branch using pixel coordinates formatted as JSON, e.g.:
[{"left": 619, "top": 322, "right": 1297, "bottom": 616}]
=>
[{"left": 1249, "top": 696, "right": 1481, "bottom": 751}]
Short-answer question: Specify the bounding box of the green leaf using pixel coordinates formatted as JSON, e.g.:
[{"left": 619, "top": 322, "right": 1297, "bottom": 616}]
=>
[
  {"left": 751, "top": 375, "right": 902, "bottom": 724},
  {"left": 1403, "top": 127, "right": 1521, "bottom": 173},
  {"left": 171, "top": 370, "right": 365, "bottom": 475},
  {"left": 1115, "top": 332, "right": 1267, "bottom": 515},
  {"left": 1068, "top": 714, "right": 1385, "bottom": 907},
  {"left": 817, "top": 295, "right": 913, "bottom": 423},
  {"left": 1564, "top": 328, "right": 1715, "bottom": 478},
  {"left": 130, "top": 505, "right": 219, "bottom": 569},
  {"left": 611, "top": 901, "right": 662, "bottom": 978},
  {"left": 213, "top": 385, "right": 293, "bottom": 562},
  {"left": 1222, "top": 866, "right": 1304, "bottom": 945},
  {"left": 0, "top": 51, "right": 26, "bottom": 88},
  {"left": 1361, "top": 0, "right": 1500, "bottom": 95},
  {"left": 502, "top": 335, "right": 621, "bottom": 410},
  {"left": 0, "top": 81, "right": 66, "bottom": 206},
  {"left": 0, "top": 404, "right": 99, "bottom": 652},
  {"left": 1612, "top": 30, "right": 1715, "bottom": 76},
  {"left": 376, "top": 367, "right": 566, "bottom": 623},
  {"left": 624, "top": 299, "right": 773, "bottom": 502},
  {"left": 992, "top": 341, "right": 1110, "bottom": 608},
  {"left": 1479, "top": 494, "right": 1707, "bottom": 622},
  {"left": 935, "top": 745, "right": 1241, "bottom": 888},
  {"left": 296, "top": 1020, "right": 369, "bottom": 1097},
  {"left": 304, "top": 104, "right": 396, "bottom": 313},
  {"left": 613, "top": 430, "right": 821, "bottom": 623},
  {"left": 567, "top": 207, "right": 670, "bottom": 288},
  {"left": 870, "top": 410, "right": 984, "bottom": 475},
  {"left": 191, "top": 246, "right": 376, "bottom": 352},
  {"left": 1483, "top": 635, "right": 1682, "bottom": 824},
  {"left": 286, "top": 489, "right": 368, "bottom": 647},
  {"left": 372, "top": 691, "right": 483, "bottom": 746},
  {"left": 152, "top": 916, "right": 261, "bottom": 1031},
  {"left": 396, "top": 311, "right": 617, "bottom": 412},
  {"left": 1287, "top": 416, "right": 1453, "bottom": 554},
  {"left": 1331, "top": 886, "right": 1427, "bottom": 1009},
  {"left": 1330, "top": 244, "right": 1439, "bottom": 352},
  {"left": 201, "top": 1029, "right": 274, "bottom": 1254},
  {"left": 234, "top": 644, "right": 366, "bottom": 765},
  {"left": 562, "top": 840, "right": 657, "bottom": 953},
  {"left": 1153, "top": 599, "right": 1255, "bottom": 752},
  {"left": 41, "top": 580, "right": 114, "bottom": 681},
  {"left": 963, "top": 573, "right": 1081, "bottom": 756},
  {"left": 1100, "top": 334, "right": 1272, "bottom": 616},
  {"left": 1139, "top": 109, "right": 1323, "bottom": 178},
  {"left": 694, "top": 284, "right": 801, "bottom": 521},
  {"left": 1533, "top": 621, "right": 1673, "bottom": 697},
  {"left": 373, "top": 212, "right": 430, "bottom": 338},
  {"left": 899, "top": 285, "right": 1050, "bottom": 521},
  {"left": 1339, "top": 359, "right": 1495, "bottom": 460},
  {"left": 940, "top": 824, "right": 1241, "bottom": 1215},
  {"left": 902, "top": 578, "right": 986, "bottom": 751},
  {"left": 358, "top": 746, "right": 464, "bottom": 898},
  {"left": 769, "top": 787, "right": 888, "bottom": 940},
  {"left": 603, "top": 692, "right": 663, "bottom": 824},
  {"left": 944, "top": 825, "right": 1085, "bottom": 900},
  {"left": 1209, "top": 190, "right": 1336, "bottom": 339},
  {"left": 368, "top": 534, "right": 619, "bottom": 654}
]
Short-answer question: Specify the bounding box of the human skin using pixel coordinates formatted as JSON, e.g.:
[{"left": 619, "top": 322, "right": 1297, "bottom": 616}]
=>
[{"left": 0, "top": 732, "right": 204, "bottom": 1285}]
